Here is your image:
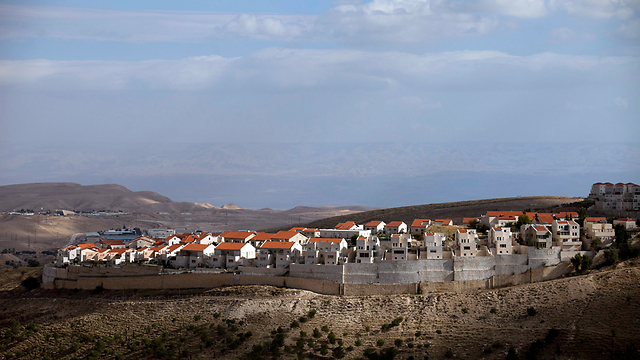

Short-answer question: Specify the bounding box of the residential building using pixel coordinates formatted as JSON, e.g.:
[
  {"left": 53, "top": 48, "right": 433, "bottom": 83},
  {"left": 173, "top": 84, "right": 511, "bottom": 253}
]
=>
[
  {"left": 551, "top": 220, "right": 581, "bottom": 251},
  {"left": 319, "top": 228, "right": 371, "bottom": 239},
  {"left": 335, "top": 221, "right": 362, "bottom": 230},
  {"left": 219, "top": 231, "right": 256, "bottom": 243},
  {"left": 589, "top": 182, "right": 640, "bottom": 210},
  {"left": 300, "top": 228, "right": 320, "bottom": 238},
  {"left": 248, "top": 232, "right": 275, "bottom": 249},
  {"left": 456, "top": 229, "right": 477, "bottom": 257},
  {"left": 433, "top": 219, "right": 453, "bottom": 226},
  {"left": 257, "top": 241, "right": 302, "bottom": 268},
  {"left": 384, "top": 221, "right": 407, "bottom": 234},
  {"left": 355, "top": 236, "right": 381, "bottom": 263},
  {"left": 423, "top": 233, "right": 445, "bottom": 259},
  {"left": 270, "top": 231, "right": 308, "bottom": 245},
  {"left": 304, "top": 238, "right": 348, "bottom": 265},
  {"left": 480, "top": 211, "right": 522, "bottom": 228},
  {"left": 364, "top": 221, "right": 386, "bottom": 234},
  {"left": 386, "top": 234, "right": 413, "bottom": 261},
  {"left": 526, "top": 213, "right": 555, "bottom": 226},
  {"left": 613, "top": 218, "right": 636, "bottom": 230},
  {"left": 128, "top": 236, "right": 155, "bottom": 249},
  {"left": 97, "top": 239, "right": 127, "bottom": 249},
  {"left": 489, "top": 227, "right": 513, "bottom": 255},
  {"left": 212, "top": 242, "right": 255, "bottom": 269},
  {"left": 583, "top": 218, "right": 614, "bottom": 248},
  {"left": 410, "top": 219, "right": 431, "bottom": 236},
  {"left": 175, "top": 244, "right": 216, "bottom": 268},
  {"left": 146, "top": 229, "right": 175, "bottom": 239}
]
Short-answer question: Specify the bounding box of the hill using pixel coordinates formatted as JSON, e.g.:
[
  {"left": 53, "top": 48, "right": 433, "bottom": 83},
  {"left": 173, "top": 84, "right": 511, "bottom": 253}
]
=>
[
  {"left": 298, "top": 196, "right": 584, "bottom": 230},
  {"left": 0, "top": 183, "right": 205, "bottom": 214},
  {"left": 0, "top": 261, "right": 638, "bottom": 359}
]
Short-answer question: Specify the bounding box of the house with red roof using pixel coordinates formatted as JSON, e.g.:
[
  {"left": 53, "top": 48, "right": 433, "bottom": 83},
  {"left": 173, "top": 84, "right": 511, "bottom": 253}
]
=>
[
  {"left": 384, "top": 221, "right": 407, "bottom": 235},
  {"left": 300, "top": 228, "right": 320, "bottom": 238},
  {"left": 613, "top": 218, "right": 636, "bottom": 230},
  {"left": 355, "top": 235, "right": 381, "bottom": 263},
  {"left": 128, "top": 236, "right": 155, "bottom": 249},
  {"left": 270, "top": 231, "right": 308, "bottom": 245},
  {"left": 257, "top": 241, "right": 302, "bottom": 268},
  {"left": 589, "top": 182, "right": 640, "bottom": 210},
  {"left": 57, "top": 244, "right": 99, "bottom": 266},
  {"left": 385, "top": 233, "right": 413, "bottom": 260},
  {"left": 433, "top": 219, "right": 454, "bottom": 226},
  {"left": 456, "top": 229, "right": 478, "bottom": 257},
  {"left": 97, "top": 239, "right": 127, "bottom": 249},
  {"left": 248, "top": 232, "right": 275, "bottom": 249},
  {"left": 212, "top": 242, "right": 256, "bottom": 269},
  {"left": 422, "top": 233, "right": 446, "bottom": 259},
  {"left": 364, "top": 221, "right": 386, "bottom": 234},
  {"left": 583, "top": 218, "right": 614, "bottom": 249},
  {"left": 219, "top": 231, "right": 256, "bottom": 243},
  {"left": 489, "top": 227, "right": 513, "bottom": 255},
  {"left": 304, "top": 238, "right": 348, "bottom": 265},
  {"left": 522, "top": 225, "right": 552, "bottom": 249},
  {"left": 526, "top": 213, "right": 555, "bottom": 226},
  {"left": 410, "top": 219, "right": 431, "bottom": 236},
  {"left": 335, "top": 221, "right": 361, "bottom": 230},
  {"left": 480, "top": 211, "right": 522, "bottom": 228},
  {"left": 551, "top": 220, "right": 581, "bottom": 251},
  {"left": 106, "top": 248, "right": 134, "bottom": 265},
  {"left": 174, "top": 243, "right": 216, "bottom": 268}
]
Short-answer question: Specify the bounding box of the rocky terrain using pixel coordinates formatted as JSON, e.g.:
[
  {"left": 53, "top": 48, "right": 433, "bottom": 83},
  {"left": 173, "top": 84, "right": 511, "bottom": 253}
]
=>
[{"left": 0, "top": 261, "right": 639, "bottom": 360}]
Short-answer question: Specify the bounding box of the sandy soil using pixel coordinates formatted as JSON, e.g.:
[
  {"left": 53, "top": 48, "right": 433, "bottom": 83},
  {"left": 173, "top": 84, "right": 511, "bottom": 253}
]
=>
[{"left": 0, "top": 262, "right": 638, "bottom": 360}]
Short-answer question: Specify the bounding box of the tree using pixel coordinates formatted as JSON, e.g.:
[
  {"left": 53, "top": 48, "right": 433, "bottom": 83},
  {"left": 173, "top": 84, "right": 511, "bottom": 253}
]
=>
[
  {"left": 515, "top": 214, "right": 532, "bottom": 228},
  {"left": 614, "top": 224, "right": 630, "bottom": 246},
  {"left": 581, "top": 254, "right": 592, "bottom": 271},
  {"left": 578, "top": 207, "right": 588, "bottom": 226},
  {"left": 591, "top": 238, "right": 602, "bottom": 251},
  {"left": 604, "top": 248, "right": 618, "bottom": 265},
  {"left": 570, "top": 253, "right": 583, "bottom": 272},
  {"left": 636, "top": 218, "right": 640, "bottom": 228}
]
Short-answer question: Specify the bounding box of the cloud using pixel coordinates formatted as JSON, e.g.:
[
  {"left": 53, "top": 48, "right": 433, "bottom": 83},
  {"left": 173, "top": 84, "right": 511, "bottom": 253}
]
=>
[
  {"left": 549, "top": 0, "right": 639, "bottom": 19},
  {"left": 0, "top": 49, "right": 636, "bottom": 92},
  {"left": 615, "top": 96, "right": 629, "bottom": 109},
  {"left": 477, "top": 0, "right": 549, "bottom": 18}
]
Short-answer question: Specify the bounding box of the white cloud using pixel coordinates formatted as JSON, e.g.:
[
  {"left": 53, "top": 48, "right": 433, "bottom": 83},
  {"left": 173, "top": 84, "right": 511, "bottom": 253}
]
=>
[
  {"left": 0, "top": 49, "right": 636, "bottom": 92},
  {"left": 618, "top": 18, "right": 640, "bottom": 38},
  {"left": 615, "top": 96, "right": 629, "bottom": 109},
  {"left": 549, "top": 0, "right": 639, "bottom": 19},
  {"left": 478, "top": 0, "right": 549, "bottom": 18}
]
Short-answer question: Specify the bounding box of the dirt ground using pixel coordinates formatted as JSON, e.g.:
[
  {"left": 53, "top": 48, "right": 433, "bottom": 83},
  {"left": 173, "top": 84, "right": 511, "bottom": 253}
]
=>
[{"left": 0, "top": 262, "right": 639, "bottom": 360}]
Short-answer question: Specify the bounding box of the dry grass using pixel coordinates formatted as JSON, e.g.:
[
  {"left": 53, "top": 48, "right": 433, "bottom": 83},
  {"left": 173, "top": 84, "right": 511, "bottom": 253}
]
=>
[{"left": 0, "top": 262, "right": 638, "bottom": 359}]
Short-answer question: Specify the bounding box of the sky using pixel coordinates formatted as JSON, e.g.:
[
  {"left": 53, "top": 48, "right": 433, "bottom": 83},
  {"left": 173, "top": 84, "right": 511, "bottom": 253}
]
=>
[{"left": 0, "top": 0, "right": 639, "bottom": 209}]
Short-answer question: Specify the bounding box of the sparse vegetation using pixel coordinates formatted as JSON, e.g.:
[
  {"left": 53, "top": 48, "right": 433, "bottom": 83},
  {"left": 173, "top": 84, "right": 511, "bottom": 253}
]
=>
[{"left": 527, "top": 307, "right": 538, "bottom": 316}]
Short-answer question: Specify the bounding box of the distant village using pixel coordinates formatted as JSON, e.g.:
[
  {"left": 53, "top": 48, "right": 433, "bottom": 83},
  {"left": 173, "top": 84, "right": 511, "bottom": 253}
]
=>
[{"left": 55, "top": 182, "right": 639, "bottom": 270}]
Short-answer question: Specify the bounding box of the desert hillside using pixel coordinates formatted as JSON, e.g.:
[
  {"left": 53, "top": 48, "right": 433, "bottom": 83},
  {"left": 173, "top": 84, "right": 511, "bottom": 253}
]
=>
[
  {"left": 0, "top": 182, "right": 209, "bottom": 214},
  {"left": 299, "top": 196, "right": 585, "bottom": 230},
  {"left": 0, "top": 261, "right": 638, "bottom": 359}
]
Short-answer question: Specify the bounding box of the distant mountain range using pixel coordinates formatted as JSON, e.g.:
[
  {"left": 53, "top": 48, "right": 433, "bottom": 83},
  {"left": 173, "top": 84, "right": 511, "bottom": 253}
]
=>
[{"left": 0, "top": 183, "right": 250, "bottom": 214}]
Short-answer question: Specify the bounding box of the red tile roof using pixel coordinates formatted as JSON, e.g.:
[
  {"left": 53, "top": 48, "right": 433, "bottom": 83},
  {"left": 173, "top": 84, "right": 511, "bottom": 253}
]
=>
[
  {"left": 411, "top": 219, "right": 430, "bottom": 227},
  {"left": 335, "top": 221, "right": 357, "bottom": 230},
  {"left": 220, "top": 231, "right": 255, "bottom": 240},
  {"left": 289, "top": 227, "right": 306, "bottom": 232},
  {"left": 386, "top": 221, "right": 404, "bottom": 227},
  {"left": 308, "top": 238, "right": 343, "bottom": 243},
  {"left": 181, "top": 244, "right": 211, "bottom": 252},
  {"left": 260, "top": 241, "right": 296, "bottom": 250},
  {"left": 271, "top": 231, "right": 301, "bottom": 241},
  {"left": 215, "top": 242, "right": 250, "bottom": 250},
  {"left": 252, "top": 232, "right": 275, "bottom": 241},
  {"left": 365, "top": 221, "right": 384, "bottom": 227},
  {"left": 166, "top": 244, "right": 183, "bottom": 253},
  {"left": 462, "top": 218, "right": 478, "bottom": 224},
  {"left": 585, "top": 217, "right": 607, "bottom": 223}
]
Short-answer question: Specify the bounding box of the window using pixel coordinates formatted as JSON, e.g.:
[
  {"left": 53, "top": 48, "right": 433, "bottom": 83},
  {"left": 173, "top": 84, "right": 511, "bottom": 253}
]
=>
[{"left": 500, "top": 244, "right": 506, "bottom": 248}]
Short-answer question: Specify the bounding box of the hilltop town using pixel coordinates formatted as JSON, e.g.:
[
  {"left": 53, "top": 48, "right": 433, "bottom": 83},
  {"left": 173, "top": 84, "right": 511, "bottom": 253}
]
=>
[{"left": 45, "top": 183, "right": 640, "bottom": 293}]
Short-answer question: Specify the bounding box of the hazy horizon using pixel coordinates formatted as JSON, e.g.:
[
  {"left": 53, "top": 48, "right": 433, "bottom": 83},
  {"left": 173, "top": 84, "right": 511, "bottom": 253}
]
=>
[{"left": 1, "top": 1, "right": 638, "bottom": 209}]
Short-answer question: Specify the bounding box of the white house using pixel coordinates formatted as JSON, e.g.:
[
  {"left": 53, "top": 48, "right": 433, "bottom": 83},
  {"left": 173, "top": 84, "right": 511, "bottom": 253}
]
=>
[
  {"left": 551, "top": 220, "right": 581, "bottom": 251},
  {"left": 355, "top": 236, "right": 381, "bottom": 263},
  {"left": 433, "top": 219, "right": 454, "bottom": 226},
  {"left": 423, "top": 233, "right": 445, "bottom": 259},
  {"left": 335, "top": 222, "right": 362, "bottom": 230},
  {"left": 258, "top": 241, "right": 302, "bottom": 268},
  {"left": 384, "top": 221, "right": 407, "bottom": 234},
  {"left": 489, "top": 227, "right": 513, "bottom": 255},
  {"left": 219, "top": 231, "right": 256, "bottom": 243},
  {"left": 386, "top": 234, "right": 413, "bottom": 261},
  {"left": 175, "top": 243, "right": 216, "bottom": 268},
  {"left": 521, "top": 224, "right": 553, "bottom": 249},
  {"left": 129, "top": 236, "right": 155, "bottom": 249},
  {"left": 410, "top": 219, "right": 431, "bottom": 236},
  {"left": 212, "top": 242, "right": 256, "bottom": 269},
  {"left": 456, "top": 229, "right": 478, "bottom": 257},
  {"left": 270, "top": 231, "right": 308, "bottom": 245},
  {"left": 364, "top": 221, "right": 386, "bottom": 234},
  {"left": 613, "top": 218, "right": 636, "bottom": 230},
  {"left": 480, "top": 212, "right": 521, "bottom": 228},
  {"left": 583, "top": 217, "right": 614, "bottom": 248},
  {"left": 304, "top": 238, "right": 348, "bottom": 265}
]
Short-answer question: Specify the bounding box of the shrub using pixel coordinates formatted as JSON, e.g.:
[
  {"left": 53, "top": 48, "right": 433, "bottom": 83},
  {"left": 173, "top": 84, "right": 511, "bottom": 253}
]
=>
[
  {"left": 21, "top": 276, "right": 40, "bottom": 290},
  {"left": 391, "top": 317, "right": 404, "bottom": 327},
  {"left": 604, "top": 248, "right": 619, "bottom": 265},
  {"left": 299, "top": 330, "right": 306, "bottom": 338},
  {"left": 394, "top": 339, "right": 403, "bottom": 347},
  {"left": 377, "top": 339, "right": 385, "bottom": 346},
  {"left": 355, "top": 339, "right": 362, "bottom": 346},
  {"left": 415, "top": 331, "right": 422, "bottom": 337},
  {"left": 313, "top": 328, "right": 322, "bottom": 338},
  {"left": 328, "top": 332, "right": 337, "bottom": 344},
  {"left": 321, "top": 325, "right": 330, "bottom": 333},
  {"left": 490, "top": 307, "right": 497, "bottom": 314},
  {"left": 436, "top": 330, "right": 442, "bottom": 334},
  {"left": 308, "top": 309, "right": 317, "bottom": 319},
  {"left": 444, "top": 348, "right": 454, "bottom": 358},
  {"left": 462, "top": 308, "right": 468, "bottom": 314},
  {"left": 484, "top": 346, "right": 493, "bottom": 354},
  {"left": 213, "top": 312, "right": 220, "bottom": 319},
  {"left": 291, "top": 320, "right": 300, "bottom": 328},
  {"left": 407, "top": 342, "right": 414, "bottom": 348},
  {"left": 545, "top": 328, "right": 559, "bottom": 344},
  {"left": 527, "top": 307, "right": 537, "bottom": 316},
  {"left": 492, "top": 341, "right": 503, "bottom": 349},
  {"left": 299, "top": 316, "right": 308, "bottom": 323},
  {"left": 365, "top": 326, "right": 371, "bottom": 332},
  {"left": 193, "top": 314, "right": 201, "bottom": 321}
]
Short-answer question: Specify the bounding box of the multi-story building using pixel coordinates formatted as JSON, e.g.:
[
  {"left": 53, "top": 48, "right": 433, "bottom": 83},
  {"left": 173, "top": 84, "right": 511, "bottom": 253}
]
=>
[
  {"left": 211, "top": 243, "right": 255, "bottom": 269},
  {"left": 456, "top": 229, "right": 477, "bottom": 257},
  {"left": 304, "top": 238, "right": 348, "bottom": 265},
  {"left": 489, "top": 227, "right": 513, "bottom": 255},
  {"left": 589, "top": 182, "right": 640, "bottom": 210},
  {"left": 364, "top": 221, "right": 386, "bottom": 234},
  {"left": 257, "top": 241, "right": 303, "bottom": 268},
  {"left": 355, "top": 236, "right": 381, "bottom": 263},
  {"left": 480, "top": 211, "right": 522, "bottom": 228},
  {"left": 583, "top": 217, "right": 614, "bottom": 248},
  {"left": 551, "top": 220, "right": 581, "bottom": 251},
  {"left": 521, "top": 225, "right": 552, "bottom": 249},
  {"left": 384, "top": 221, "right": 407, "bottom": 234},
  {"left": 422, "top": 233, "right": 445, "bottom": 259},
  {"left": 410, "top": 219, "right": 431, "bottom": 236}
]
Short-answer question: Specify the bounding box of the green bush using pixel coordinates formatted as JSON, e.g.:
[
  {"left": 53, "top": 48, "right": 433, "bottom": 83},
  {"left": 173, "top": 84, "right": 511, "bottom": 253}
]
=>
[
  {"left": 308, "top": 309, "right": 317, "bottom": 319},
  {"left": 355, "top": 339, "right": 362, "bottom": 346},
  {"left": 462, "top": 308, "right": 468, "bottom": 314},
  {"left": 527, "top": 307, "right": 537, "bottom": 316},
  {"left": 377, "top": 339, "right": 385, "bottom": 346},
  {"left": 436, "top": 330, "right": 442, "bottom": 334},
  {"left": 444, "top": 348, "right": 454, "bottom": 358},
  {"left": 21, "top": 276, "right": 40, "bottom": 290},
  {"left": 490, "top": 307, "right": 497, "bottom": 314},
  {"left": 391, "top": 317, "right": 403, "bottom": 326},
  {"left": 545, "top": 328, "right": 559, "bottom": 344},
  {"left": 394, "top": 339, "right": 403, "bottom": 347},
  {"left": 321, "top": 325, "right": 330, "bottom": 333}
]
